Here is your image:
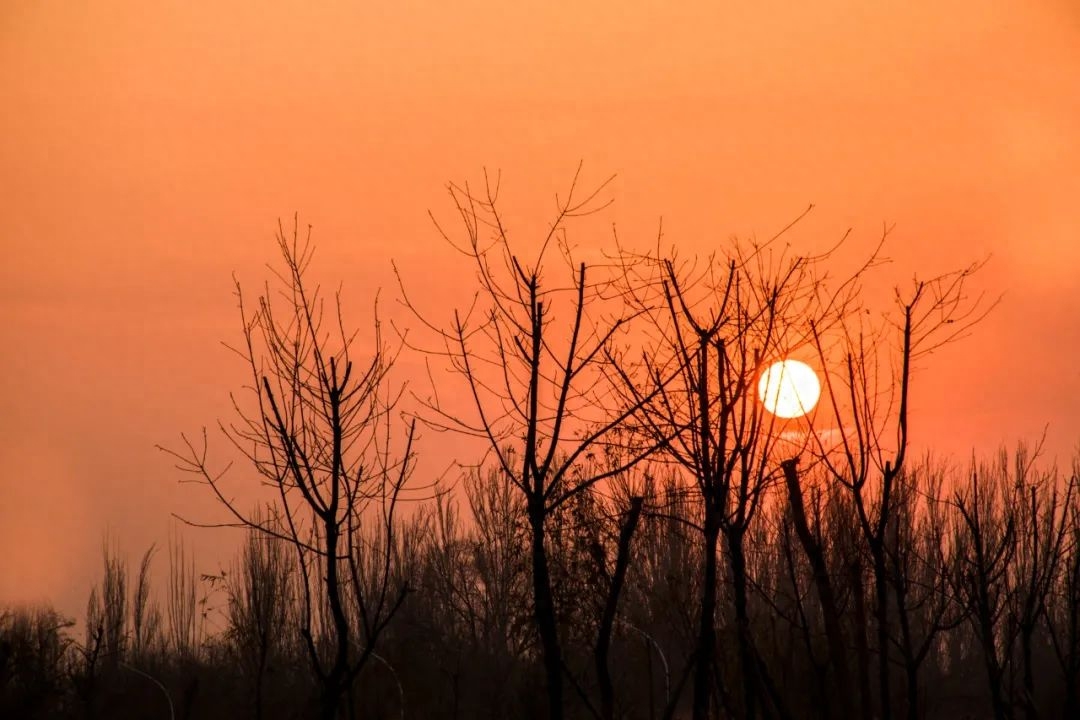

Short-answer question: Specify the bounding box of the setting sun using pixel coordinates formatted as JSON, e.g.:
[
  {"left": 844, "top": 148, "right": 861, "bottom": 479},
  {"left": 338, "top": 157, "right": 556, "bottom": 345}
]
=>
[{"left": 758, "top": 359, "right": 821, "bottom": 418}]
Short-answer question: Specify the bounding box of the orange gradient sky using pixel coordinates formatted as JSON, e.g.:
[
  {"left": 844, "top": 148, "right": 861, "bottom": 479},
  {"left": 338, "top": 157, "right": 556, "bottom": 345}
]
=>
[{"left": 2, "top": 1, "right": 1079, "bottom": 618}]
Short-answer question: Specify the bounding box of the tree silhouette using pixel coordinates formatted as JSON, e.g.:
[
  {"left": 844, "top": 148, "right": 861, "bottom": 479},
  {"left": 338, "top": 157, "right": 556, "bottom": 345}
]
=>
[
  {"left": 161, "top": 218, "right": 416, "bottom": 719},
  {"left": 397, "top": 166, "right": 662, "bottom": 720},
  {"left": 614, "top": 222, "right": 873, "bottom": 720}
]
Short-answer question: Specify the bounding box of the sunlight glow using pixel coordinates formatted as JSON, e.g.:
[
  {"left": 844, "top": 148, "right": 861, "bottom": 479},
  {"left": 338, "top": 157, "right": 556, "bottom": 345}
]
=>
[{"left": 758, "top": 360, "right": 821, "bottom": 419}]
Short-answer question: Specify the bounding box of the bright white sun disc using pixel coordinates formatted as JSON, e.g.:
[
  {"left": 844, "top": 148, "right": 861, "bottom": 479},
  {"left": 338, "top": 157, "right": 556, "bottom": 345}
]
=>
[{"left": 758, "top": 360, "right": 821, "bottom": 418}]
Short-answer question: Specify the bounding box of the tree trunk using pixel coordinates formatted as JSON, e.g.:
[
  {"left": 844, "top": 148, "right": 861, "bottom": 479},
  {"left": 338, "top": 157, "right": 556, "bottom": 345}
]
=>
[
  {"left": 897, "top": 622, "right": 920, "bottom": 720},
  {"left": 692, "top": 513, "right": 721, "bottom": 720},
  {"left": 321, "top": 522, "right": 351, "bottom": 720},
  {"left": 727, "top": 529, "right": 758, "bottom": 720},
  {"left": 892, "top": 562, "right": 920, "bottom": 720},
  {"left": 596, "top": 497, "right": 644, "bottom": 720},
  {"left": 530, "top": 504, "right": 564, "bottom": 720},
  {"left": 977, "top": 599, "right": 1010, "bottom": 720},
  {"left": 1020, "top": 624, "right": 1038, "bottom": 720},
  {"left": 1065, "top": 657, "right": 1079, "bottom": 720},
  {"left": 255, "top": 647, "right": 267, "bottom": 720},
  {"left": 850, "top": 560, "right": 873, "bottom": 720},
  {"left": 872, "top": 544, "right": 892, "bottom": 720}
]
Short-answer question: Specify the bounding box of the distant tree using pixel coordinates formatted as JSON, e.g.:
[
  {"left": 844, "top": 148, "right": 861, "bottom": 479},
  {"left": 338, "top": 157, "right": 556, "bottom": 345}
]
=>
[
  {"left": 73, "top": 539, "right": 162, "bottom": 719},
  {"left": 948, "top": 446, "right": 1076, "bottom": 720},
  {"left": 544, "top": 459, "right": 647, "bottom": 720},
  {"left": 1006, "top": 450, "right": 1074, "bottom": 720},
  {"left": 162, "top": 218, "right": 416, "bottom": 720},
  {"left": 0, "top": 606, "right": 72, "bottom": 719},
  {"left": 411, "top": 464, "right": 534, "bottom": 718},
  {"left": 225, "top": 520, "right": 294, "bottom": 720},
  {"left": 950, "top": 455, "right": 1019, "bottom": 720},
  {"left": 885, "top": 460, "right": 965, "bottom": 720},
  {"left": 1046, "top": 470, "right": 1080, "bottom": 719},
  {"left": 164, "top": 532, "right": 199, "bottom": 662}
]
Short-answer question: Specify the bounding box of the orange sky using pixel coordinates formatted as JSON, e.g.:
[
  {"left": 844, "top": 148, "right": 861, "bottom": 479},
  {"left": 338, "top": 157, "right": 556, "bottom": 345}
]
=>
[{"left": 2, "top": 1, "right": 1079, "bottom": 619}]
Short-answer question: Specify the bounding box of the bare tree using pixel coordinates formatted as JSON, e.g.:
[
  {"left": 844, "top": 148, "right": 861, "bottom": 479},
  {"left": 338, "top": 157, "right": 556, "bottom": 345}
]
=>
[
  {"left": 594, "top": 491, "right": 646, "bottom": 720},
  {"left": 0, "top": 606, "right": 73, "bottom": 718},
  {"left": 130, "top": 546, "right": 160, "bottom": 665},
  {"left": 1006, "top": 448, "right": 1074, "bottom": 720},
  {"left": 162, "top": 218, "right": 416, "bottom": 720},
  {"left": 414, "top": 463, "right": 534, "bottom": 718},
  {"left": 779, "top": 457, "right": 853, "bottom": 720},
  {"left": 397, "top": 166, "right": 660, "bottom": 720},
  {"left": 225, "top": 519, "right": 294, "bottom": 720},
  {"left": 615, "top": 222, "right": 872, "bottom": 720},
  {"left": 165, "top": 533, "right": 199, "bottom": 662},
  {"left": 886, "top": 460, "right": 966, "bottom": 720},
  {"left": 544, "top": 459, "right": 649, "bottom": 720},
  {"left": 1046, "top": 468, "right": 1080, "bottom": 719},
  {"left": 950, "top": 445, "right": 1077, "bottom": 720},
  {"left": 802, "top": 261, "right": 992, "bottom": 719},
  {"left": 950, "top": 454, "right": 1019, "bottom": 720}
]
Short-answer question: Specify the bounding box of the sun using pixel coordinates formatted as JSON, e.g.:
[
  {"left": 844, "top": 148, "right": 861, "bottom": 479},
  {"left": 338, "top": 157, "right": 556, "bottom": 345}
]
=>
[{"left": 758, "top": 359, "right": 821, "bottom": 418}]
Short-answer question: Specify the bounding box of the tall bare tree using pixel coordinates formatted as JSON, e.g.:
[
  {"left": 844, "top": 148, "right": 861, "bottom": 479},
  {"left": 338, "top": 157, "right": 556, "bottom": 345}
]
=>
[
  {"left": 162, "top": 218, "right": 416, "bottom": 720},
  {"left": 615, "top": 223, "right": 874, "bottom": 720},
  {"left": 398, "top": 166, "right": 660, "bottom": 720},
  {"left": 803, "top": 261, "right": 992, "bottom": 719}
]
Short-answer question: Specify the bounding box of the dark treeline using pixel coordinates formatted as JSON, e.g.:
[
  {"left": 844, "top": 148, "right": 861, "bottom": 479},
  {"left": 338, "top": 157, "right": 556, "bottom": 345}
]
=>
[
  {"left": 2, "top": 452, "right": 1078, "bottom": 719},
  {"left": 3, "top": 175, "right": 1077, "bottom": 719}
]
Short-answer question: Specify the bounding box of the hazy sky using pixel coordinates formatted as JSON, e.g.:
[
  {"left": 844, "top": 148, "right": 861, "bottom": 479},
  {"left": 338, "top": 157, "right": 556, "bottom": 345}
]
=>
[{"left": 3, "top": 1, "right": 1079, "bottom": 619}]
